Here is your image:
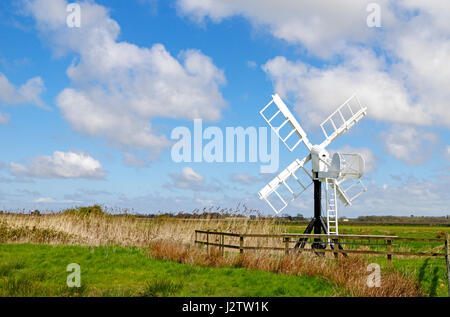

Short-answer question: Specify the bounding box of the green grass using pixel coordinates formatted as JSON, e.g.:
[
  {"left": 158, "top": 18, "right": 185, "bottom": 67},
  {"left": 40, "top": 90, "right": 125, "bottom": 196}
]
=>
[
  {"left": 0, "top": 244, "right": 339, "bottom": 297},
  {"left": 365, "top": 256, "right": 449, "bottom": 297},
  {"left": 284, "top": 223, "right": 450, "bottom": 238},
  {"left": 284, "top": 223, "right": 449, "bottom": 253}
]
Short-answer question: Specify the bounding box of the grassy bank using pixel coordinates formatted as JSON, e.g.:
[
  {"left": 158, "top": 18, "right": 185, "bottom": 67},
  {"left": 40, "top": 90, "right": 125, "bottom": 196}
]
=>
[{"left": 0, "top": 244, "right": 339, "bottom": 297}]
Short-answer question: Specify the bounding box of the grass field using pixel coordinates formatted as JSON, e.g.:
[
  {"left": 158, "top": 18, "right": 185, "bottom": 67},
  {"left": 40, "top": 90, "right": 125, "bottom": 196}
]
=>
[
  {"left": 285, "top": 223, "right": 450, "bottom": 239},
  {"left": 0, "top": 244, "right": 338, "bottom": 297},
  {"left": 0, "top": 208, "right": 448, "bottom": 297}
]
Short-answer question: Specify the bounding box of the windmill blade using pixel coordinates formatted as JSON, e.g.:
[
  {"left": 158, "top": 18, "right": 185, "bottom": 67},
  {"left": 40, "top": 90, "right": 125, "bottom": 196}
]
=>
[
  {"left": 327, "top": 178, "right": 367, "bottom": 206},
  {"left": 260, "top": 94, "right": 313, "bottom": 152},
  {"left": 258, "top": 154, "right": 312, "bottom": 214},
  {"left": 319, "top": 94, "right": 367, "bottom": 149}
]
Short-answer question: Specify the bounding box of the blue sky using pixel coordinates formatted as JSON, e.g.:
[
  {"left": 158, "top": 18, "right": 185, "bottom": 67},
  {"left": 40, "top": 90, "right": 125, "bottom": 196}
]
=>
[{"left": 0, "top": 0, "right": 449, "bottom": 217}]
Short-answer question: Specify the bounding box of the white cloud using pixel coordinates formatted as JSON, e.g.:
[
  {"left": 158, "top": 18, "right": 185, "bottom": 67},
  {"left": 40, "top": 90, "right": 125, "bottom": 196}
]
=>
[
  {"left": 122, "top": 152, "right": 149, "bottom": 168},
  {"left": 262, "top": 50, "right": 429, "bottom": 128},
  {"left": 176, "top": 0, "right": 394, "bottom": 58},
  {"left": 445, "top": 146, "right": 450, "bottom": 162},
  {"left": 397, "top": 1, "right": 450, "bottom": 35},
  {"left": 349, "top": 178, "right": 450, "bottom": 217},
  {"left": 9, "top": 151, "right": 106, "bottom": 179},
  {"left": 166, "top": 167, "right": 221, "bottom": 192},
  {"left": 25, "top": 0, "right": 226, "bottom": 159},
  {"left": 380, "top": 126, "right": 437, "bottom": 165},
  {"left": 0, "top": 112, "right": 10, "bottom": 125},
  {"left": 0, "top": 73, "right": 45, "bottom": 108},
  {"left": 172, "top": 167, "right": 205, "bottom": 186},
  {"left": 387, "top": 3, "right": 450, "bottom": 128},
  {"left": 231, "top": 173, "right": 262, "bottom": 185},
  {"left": 32, "top": 197, "right": 82, "bottom": 204}
]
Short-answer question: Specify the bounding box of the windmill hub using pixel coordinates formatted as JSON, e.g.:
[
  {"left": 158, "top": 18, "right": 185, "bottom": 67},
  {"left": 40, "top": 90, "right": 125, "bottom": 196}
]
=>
[
  {"left": 311, "top": 145, "right": 329, "bottom": 174},
  {"left": 258, "top": 93, "right": 368, "bottom": 238}
]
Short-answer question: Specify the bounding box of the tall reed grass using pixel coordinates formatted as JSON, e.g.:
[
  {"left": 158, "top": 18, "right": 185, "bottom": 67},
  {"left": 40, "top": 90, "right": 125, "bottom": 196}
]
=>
[
  {"left": 148, "top": 240, "right": 422, "bottom": 297},
  {"left": 0, "top": 206, "right": 283, "bottom": 246}
]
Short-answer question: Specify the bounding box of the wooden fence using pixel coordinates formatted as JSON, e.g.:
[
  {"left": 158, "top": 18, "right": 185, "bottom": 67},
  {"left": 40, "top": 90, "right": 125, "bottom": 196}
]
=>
[{"left": 195, "top": 230, "right": 450, "bottom": 296}]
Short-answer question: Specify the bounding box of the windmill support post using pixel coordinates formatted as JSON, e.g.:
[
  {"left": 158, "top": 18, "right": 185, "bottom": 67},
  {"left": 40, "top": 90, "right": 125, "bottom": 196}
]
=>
[
  {"left": 294, "top": 174, "right": 346, "bottom": 255},
  {"left": 295, "top": 176, "right": 326, "bottom": 250}
]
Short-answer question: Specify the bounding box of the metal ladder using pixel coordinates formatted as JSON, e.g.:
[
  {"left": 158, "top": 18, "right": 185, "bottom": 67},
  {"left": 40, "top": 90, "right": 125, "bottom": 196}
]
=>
[{"left": 325, "top": 180, "right": 338, "bottom": 235}]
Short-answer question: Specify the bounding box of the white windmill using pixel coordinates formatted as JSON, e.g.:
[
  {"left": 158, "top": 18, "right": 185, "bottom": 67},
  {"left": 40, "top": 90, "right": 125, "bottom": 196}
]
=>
[{"left": 258, "top": 94, "right": 367, "bottom": 243}]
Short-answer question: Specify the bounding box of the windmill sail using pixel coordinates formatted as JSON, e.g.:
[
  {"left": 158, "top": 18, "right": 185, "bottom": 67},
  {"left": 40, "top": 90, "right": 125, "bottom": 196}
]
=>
[
  {"left": 327, "top": 178, "right": 367, "bottom": 206},
  {"left": 258, "top": 155, "right": 312, "bottom": 214},
  {"left": 260, "top": 94, "right": 313, "bottom": 152},
  {"left": 319, "top": 95, "right": 367, "bottom": 148}
]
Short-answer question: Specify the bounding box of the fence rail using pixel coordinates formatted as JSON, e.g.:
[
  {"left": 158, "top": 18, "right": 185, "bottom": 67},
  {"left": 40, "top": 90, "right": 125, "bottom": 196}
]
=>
[
  {"left": 195, "top": 230, "right": 447, "bottom": 257},
  {"left": 195, "top": 230, "right": 450, "bottom": 296}
]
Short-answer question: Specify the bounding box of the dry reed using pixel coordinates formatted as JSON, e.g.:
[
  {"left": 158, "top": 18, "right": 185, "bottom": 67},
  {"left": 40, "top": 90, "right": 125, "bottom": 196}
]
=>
[
  {"left": 0, "top": 209, "right": 283, "bottom": 246},
  {"left": 148, "top": 240, "right": 422, "bottom": 297}
]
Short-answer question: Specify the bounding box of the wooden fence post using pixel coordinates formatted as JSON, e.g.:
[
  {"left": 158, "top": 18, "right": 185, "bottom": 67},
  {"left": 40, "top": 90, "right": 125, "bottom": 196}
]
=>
[
  {"left": 206, "top": 230, "right": 210, "bottom": 254},
  {"left": 445, "top": 233, "right": 449, "bottom": 297},
  {"left": 284, "top": 237, "right": 289, "bottom": 255},
  {"left": 240, "top": 235, "right": 244, "bottom": 254},
  {"left": 195, "top": 230, "right": 198, "bottom": 248},
  {"left": 387, "top": 240, "right": 392, "bottom": 267},
  {"left": 221, "top": 233, "right": 225, "bottom": 257},
  {"left": 332, "top": 239, "right": 339, "bottom": 258}
]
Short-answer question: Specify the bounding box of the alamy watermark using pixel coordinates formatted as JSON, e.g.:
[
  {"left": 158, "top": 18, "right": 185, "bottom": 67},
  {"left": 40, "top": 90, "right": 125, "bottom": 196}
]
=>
[
  {"left": 171, "top": 119, "right": 279, "bottom": 173},
  {"left": 366, "top": 263, "right": 381, "bottom": 287},
  {"left": 366, "top": 3, "right": 381, "bottom": 28},
  {"left": 66, "top": 263, "right": 81, "bottom": 288},
  {"left": 66, "top": 3, "right": 81, "bottom": 28}
]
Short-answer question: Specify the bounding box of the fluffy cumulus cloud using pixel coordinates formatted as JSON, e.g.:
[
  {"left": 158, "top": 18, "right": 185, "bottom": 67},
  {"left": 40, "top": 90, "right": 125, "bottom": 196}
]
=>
[
  {"left": 166, "top": 167, "right": 221, "bottom": 192},
  {"left": 380, "top": 126, "right": 437, "bottom": 166},
  {"left": 0, "top": 73, "right": 45, "bottom": 108},
  {"left": 167, "top": 167, "right": 203, "bottom": 189},
  {"left": 262, "top": 50, "right": 428, "bottom": 128},
  {"left": 9, "top": 151, "right": 106, "bottom": 179},
  {"left": 386, "top": 2, "right": 450, "bottom": 129},
  {"left": 24, "top": 0, "right": 226, "bottom": 159},
  {"left": 176, "top": 0, "right": 394, "bottom": 58}
]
